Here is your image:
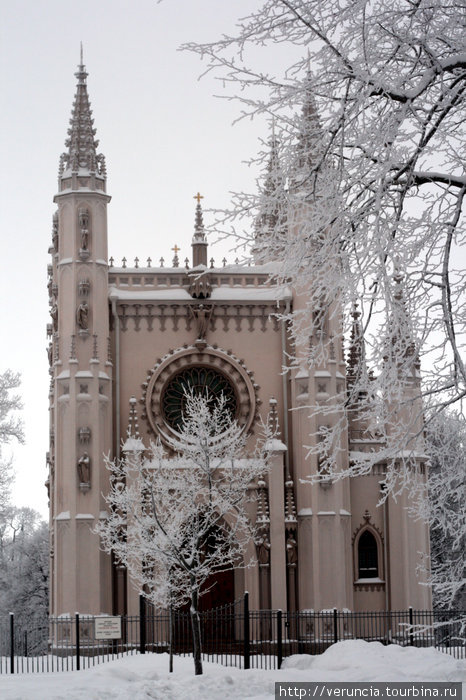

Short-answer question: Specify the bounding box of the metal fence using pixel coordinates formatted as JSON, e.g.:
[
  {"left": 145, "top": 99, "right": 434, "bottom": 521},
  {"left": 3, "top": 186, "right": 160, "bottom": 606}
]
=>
[{"left": 0, "top": 598, "right": 464, "bottom": 674}]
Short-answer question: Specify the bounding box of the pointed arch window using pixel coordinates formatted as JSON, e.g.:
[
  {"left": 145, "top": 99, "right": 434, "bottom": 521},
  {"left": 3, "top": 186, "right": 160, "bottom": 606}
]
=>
[{"left": 358, "top": 530, "right": 379, "bottom": 578}]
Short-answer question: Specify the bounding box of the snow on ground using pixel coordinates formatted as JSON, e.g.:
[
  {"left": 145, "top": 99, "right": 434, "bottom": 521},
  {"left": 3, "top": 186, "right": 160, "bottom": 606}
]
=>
[{"left": 0, "top": 641, "right": 464, "bottom": 700}]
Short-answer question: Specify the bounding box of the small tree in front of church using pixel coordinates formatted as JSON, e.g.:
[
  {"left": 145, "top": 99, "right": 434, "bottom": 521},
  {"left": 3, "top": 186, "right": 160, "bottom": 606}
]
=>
[{"left": 97, "top": 392, "right": 272, "bottom": 676}]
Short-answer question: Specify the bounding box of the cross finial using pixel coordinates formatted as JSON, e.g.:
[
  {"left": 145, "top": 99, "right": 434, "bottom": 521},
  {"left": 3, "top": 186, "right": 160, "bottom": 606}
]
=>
[
  {"left": 171, "top": 244, "right": 180, "bottom": 255},
  {"left": 193, "top": 192, "right": 204, "bottom": 205}
]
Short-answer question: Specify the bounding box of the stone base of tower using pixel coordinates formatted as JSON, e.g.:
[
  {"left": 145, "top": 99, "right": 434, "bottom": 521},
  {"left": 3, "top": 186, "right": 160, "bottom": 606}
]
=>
[{"left": 52, "top": 515, "right": 113, "bottom": 616}]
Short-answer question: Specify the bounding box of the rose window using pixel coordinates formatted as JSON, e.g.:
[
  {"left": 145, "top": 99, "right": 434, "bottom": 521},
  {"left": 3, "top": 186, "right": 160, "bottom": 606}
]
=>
[{"left": 162, "top": 366, "right": 237, "bottom": 431}]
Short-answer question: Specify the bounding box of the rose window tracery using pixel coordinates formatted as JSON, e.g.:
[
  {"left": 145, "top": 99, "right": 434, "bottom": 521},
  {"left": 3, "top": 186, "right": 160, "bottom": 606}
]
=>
[{"left": 162, "top": 366, "right": 237, "bottom": 431}]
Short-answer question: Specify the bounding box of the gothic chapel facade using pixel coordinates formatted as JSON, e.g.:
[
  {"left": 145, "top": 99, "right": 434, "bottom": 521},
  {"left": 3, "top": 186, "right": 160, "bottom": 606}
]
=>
[{"left": 46, "top": 60, "right": 431, "bottom": 617}]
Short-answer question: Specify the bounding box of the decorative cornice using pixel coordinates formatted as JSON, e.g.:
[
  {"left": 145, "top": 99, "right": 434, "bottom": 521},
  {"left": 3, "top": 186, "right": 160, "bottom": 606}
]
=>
[{"left": 113, "top": 301, "right": 281, "bottom": 333}]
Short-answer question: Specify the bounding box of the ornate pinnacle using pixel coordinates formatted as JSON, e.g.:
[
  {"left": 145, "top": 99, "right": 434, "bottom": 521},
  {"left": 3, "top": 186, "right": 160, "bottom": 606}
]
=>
[
  {"left": 388, "top": 265, "right": 419, "bottom": 369},
  {"left": 192, "top": 195, "right": 208, "bottom": 267},
  {"left": 347, "top": 304, "right": 364, "bottom": 385},
  {"left": 256, "top": 476, "right": 270, "bottom": 525},
  {"left": 58, "top": 52, "right": 106, "bottom": 180},
  {"left": 122, "top": 396, "right": 146, "bottom": 455},
  {"left": 171, "top": 244, "right": 180, "bottom": 268},
  {"left": 193, "top": 194, "right": 206, "bottom": 243},
  {"left": 285, "top": 477, "right": 297, "bottom": 524},
  {"left": 127, "top": 396, "right": 140, "bottom": 439},
  {"left": 268, "top": 397, "right": 280, "bottom": 436},
  {"left": 92, "top": 334, "right": 99, "bottom": 361}
]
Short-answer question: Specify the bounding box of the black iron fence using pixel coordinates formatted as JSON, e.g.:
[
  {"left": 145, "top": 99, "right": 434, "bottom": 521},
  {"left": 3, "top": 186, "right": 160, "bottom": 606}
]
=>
[{"left": 0, "top": 598, "right": 464, "bottom": 674}]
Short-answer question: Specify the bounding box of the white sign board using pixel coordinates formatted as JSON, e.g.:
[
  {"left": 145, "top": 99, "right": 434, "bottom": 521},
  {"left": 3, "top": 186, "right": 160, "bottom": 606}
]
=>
[{"left": 94, "top": 616, "right": 122, "bottom": 640}]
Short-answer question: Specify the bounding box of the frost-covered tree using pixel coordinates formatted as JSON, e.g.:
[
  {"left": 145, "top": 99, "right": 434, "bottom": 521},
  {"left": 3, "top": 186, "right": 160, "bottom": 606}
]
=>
[
  {"left": 0, "top": 509, "right": 49, "bottom": 628},
  {"left": 0, "top": 370, "right": 23, "bottom": 445},
  {"left": 420, "top": 412, "right": 465, "bottom": 612},
  {"left": 183, "top": 0, "right": 466, "bottom": 493},
  {"left": 0, "top": 370, "right": 24, "bottom": 523},
  {"left": 97, "top": 392, "right": 272, "bottom": 675},
  {"left": 0, "top": 374, "right": 47, "bottom": 629}
]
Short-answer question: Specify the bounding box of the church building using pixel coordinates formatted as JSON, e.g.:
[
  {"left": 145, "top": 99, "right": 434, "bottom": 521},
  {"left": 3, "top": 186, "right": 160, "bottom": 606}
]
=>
[{"left": 46, "top": 60, "right": 431, "bottom": 617}]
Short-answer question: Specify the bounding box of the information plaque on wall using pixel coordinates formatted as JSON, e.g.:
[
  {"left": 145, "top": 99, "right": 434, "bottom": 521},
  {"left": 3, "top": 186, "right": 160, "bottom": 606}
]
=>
[{"left": 94, "top": 616, "right": 122, "bottom": 640}]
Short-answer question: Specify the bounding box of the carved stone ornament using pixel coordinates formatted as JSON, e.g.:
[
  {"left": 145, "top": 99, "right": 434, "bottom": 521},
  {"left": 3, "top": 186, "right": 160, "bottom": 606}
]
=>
[
  {"left": 189, "top": 271, "right": 212, "bottom": 299},
  {"left": 78, "top": 279, "right": 90, "bottom": 296},
  {"left": 141, "top": 344, "right": 260, "bottom": 444},
  {"left": 78, "top": 426, "right": 91, "bottom": 444}
]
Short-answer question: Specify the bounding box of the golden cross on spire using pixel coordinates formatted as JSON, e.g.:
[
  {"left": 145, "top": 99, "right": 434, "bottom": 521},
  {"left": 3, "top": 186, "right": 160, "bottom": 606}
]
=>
[
  {"left": 193, "top": 192, "right": 204, "bottom": 205},
  {"left": 171, "top": 244, "right": 180, "bottom": 255}
]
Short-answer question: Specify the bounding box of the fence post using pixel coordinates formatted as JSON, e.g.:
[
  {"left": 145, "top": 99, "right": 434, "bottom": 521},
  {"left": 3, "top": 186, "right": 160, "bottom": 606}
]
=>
[
  {"left": 169, "top": 604, "right": 174, "bottom": 673},
  {"left": 9, "top": 612, "right": 14, "bottom": 674},
  {"left": 243, "top": 591, "right": 250, "bottom": 670},
  {"left": 75, "top": 613, "right": 80, "bottom": 671},
  {"left": 277, "top": 610, "right": 283, "bottom": 669},
  {"left": 139, "top": 594, "right": 146, "bottom": 654},
  {"left": 333, "top": 608, "right": 338, "bottom": 645},
  {"left": 23, "top": 630, "right": 28, "bottom": 658},
  {"left": 409, "top": 607, "right": 414, "bottom": 647}
]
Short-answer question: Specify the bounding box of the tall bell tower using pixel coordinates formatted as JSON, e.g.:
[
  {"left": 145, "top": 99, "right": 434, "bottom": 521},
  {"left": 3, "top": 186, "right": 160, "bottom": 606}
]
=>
[{"left": 47, "top": 53, "right": 113, "bottom": 616}]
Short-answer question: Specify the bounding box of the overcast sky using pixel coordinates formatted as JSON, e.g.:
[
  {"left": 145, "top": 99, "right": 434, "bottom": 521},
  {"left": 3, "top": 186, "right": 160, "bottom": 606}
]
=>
[{"left": 0, "top": 0, "right": 287, "bottom": 518}]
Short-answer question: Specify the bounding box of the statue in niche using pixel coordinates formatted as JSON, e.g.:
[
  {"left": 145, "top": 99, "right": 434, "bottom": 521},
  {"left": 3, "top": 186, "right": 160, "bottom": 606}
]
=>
[
  {"left": 78, "top": 207, "right": 90, "bottom": 250},
  {"left": 256, "top": 533, "right": 270, "bottom": 566},
  {"left": 286, "top": 534, "right": 298, "bottom": 567},
  {"left": 76, "top": 302, "right": 89, "bottom": 330},
  {"left": 50, "top": 303, "right": 58, "bottom": 331},
  {"left": 52, "top": 212, "right": 59, "bottom": 251},
  {"left": 47, "top": 343, "right": 53, "bottom": 366},
  {"left": 77, "top": 452, "right": 91, "bottom": 485},
  {"left": 80, "top": 228, "right": 89, "bottom": 251},
  {"left": 189, "top": 304, "right": 213, "bottom": 340}
]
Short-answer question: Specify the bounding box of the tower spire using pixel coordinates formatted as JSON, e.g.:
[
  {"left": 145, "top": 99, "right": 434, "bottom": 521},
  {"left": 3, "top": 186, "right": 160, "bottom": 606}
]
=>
[
  {"left": 290, "top": 69, "right": 322, "bottom": 192},
  {"left": 387, "top": 264, "right": 419, "bottom": 372},
  {"left": 58, "top": 55, "right": 106, "bottom": 187},
  {"left": 253, "top": 124, "right": 287, "bottom": 263}
]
